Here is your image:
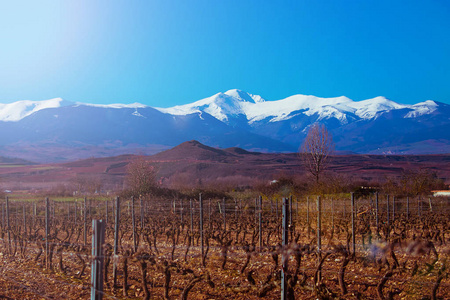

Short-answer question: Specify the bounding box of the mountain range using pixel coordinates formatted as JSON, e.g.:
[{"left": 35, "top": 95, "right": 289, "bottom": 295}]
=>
[{"left": 0, "top": 89, "right": 449, "bottom": 162}]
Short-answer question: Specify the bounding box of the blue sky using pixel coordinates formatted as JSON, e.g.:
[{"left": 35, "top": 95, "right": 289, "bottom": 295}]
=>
[{"left": 1, "top": 0, "right": 449, "bottom": 106}]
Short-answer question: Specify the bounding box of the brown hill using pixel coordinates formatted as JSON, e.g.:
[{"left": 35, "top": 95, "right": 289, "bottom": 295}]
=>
[
  {"left": 0, "top": 140, "right": 449, "bottom": 192},
  {"left": 150, "top": 140, "right": 234, "bottom": 162},
  {"left": 0, "top": 156, "right": 35, "bottom": 165}
]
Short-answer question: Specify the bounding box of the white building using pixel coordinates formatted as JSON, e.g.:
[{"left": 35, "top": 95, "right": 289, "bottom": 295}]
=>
[{"left": 432, "top": 190, "right": 450, "bottom": 197}]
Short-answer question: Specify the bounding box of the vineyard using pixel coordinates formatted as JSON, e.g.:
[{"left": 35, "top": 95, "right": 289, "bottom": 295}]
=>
[{"left": 0, "top": 194, "right": 449, "bottom": 299}]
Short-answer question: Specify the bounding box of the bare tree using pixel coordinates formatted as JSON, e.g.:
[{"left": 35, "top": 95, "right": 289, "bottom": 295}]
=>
[
  {"left": 125, "top": 156, "right": 157, "bottom": 197},
  {"left": 399, "top": 169, "right": 446, "bottom": 196},
  {"left": 300, "top": 124, "right": 334, "bottom": 183},
  {"left": 71, "top": 174, "right": 103, "bottom": 195}
]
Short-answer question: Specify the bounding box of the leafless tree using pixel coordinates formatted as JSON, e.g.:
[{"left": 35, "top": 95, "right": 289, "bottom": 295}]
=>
[
  {"left": 71, "top": 174, "right": 103, "bottom": 195},
  {"left": 125, "top": 156, "right": 157, "bottom": 197},
  {"left": 300, "top": 124, "right": 334, "bottom": 183},
  {"left": 399, "top": 169, "right": 445, "bottom": 196}
]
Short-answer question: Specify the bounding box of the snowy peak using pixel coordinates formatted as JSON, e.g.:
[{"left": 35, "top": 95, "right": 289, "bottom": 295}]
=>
[
  {"left": 0, "top": 91, "right": 448, "bottom": 159},
  {"left": 156, "top": 91, "right": 441, "bottom": 125},
  {"left": 405, "top": 100, "right": 438, "bottom": 118},
  {"left": 0, "top": 91, "right": 442, "bottom": 125},
  {"left": 250, "top": 94, "right": 355, "bottom": 123},
  {"left": 156, "top": 89, "right": 266, "bottom": 122},
  {"left": 349, "top": 96, "right": 404, "bottom": 119},
  {"left": 224, "top": 89, "right": 265, "bottom": 103},
  {"left": 77, "top": 102, "right": 147, "bottom": 109},
  {"left": 0, "top": 98, "right": 69, "bottom": 122},
  {"left": 0, "top": 98, "right": 150, "bottom": 122}
]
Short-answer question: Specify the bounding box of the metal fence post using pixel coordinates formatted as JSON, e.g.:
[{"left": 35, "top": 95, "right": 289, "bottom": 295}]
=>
[
  {"left": 386, "top": 195, "right": 390, "bottom": 226},
  {"left": 33, "top": 201, "right": 37, "bottom": 221},
  {"left": 199, "top": 193, "right": 204, "bottom": 265},
  {"left": 317, "top": 195, "right": 322, "bottom": 281},
  {"left": 190, "top": 199, "right": 193, "bottom": 233},
  {"left": 131, "top": 196, "right": 137, "bottom": 252},
  {"left": 281, "top": 197, "right": 289, "bottom": 300},
  {"left": 223, "top": 197, "right": 226, "bottom": 232},
  {"left": 84, "top": 197, "right": 87, "bottom": 246},
  {"left": 6, "top": 197, "right": 11, "bottom": 255},
  {"left": 331, "top": 197, "right": 334, "bottom": 233},
  {"left": 140, "top": 197, "right": 145, "bottom": 230},
  {"left": 417, "top": 196, "right": 422, "bottom": 217},
  {"left": 259, "top": 196, "right": 262, "bottom": 250},
  {"left": 375, "top": 192, "right": 379, "bottom": 233},
  {"left": 45, "top": 197, "right": 50, "bottom": 269},
  {"left": 113, "top": 197, "right": 120, "bottom": 287},
  {"left": 91, "top": 220, "right": 105, "bottom": 300},
  {"left": 406, "top": 196, "right": 409, "bottom": 219},
  {"left": 351, "top": 193, "right": 355, "bottom": 255},
  {"left": 307, "top": 197, "right": 310, "bottom": 238},
  {"left": 23, "top": 203, "right": 26, "bottom": 236}
]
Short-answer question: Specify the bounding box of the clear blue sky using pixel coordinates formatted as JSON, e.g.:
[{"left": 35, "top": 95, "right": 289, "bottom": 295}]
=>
[{"left": 1, "top": 0, "right": 449, "bottom": 106}]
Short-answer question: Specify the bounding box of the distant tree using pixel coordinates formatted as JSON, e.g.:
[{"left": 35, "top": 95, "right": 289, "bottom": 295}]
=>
[
  {"left": 300, "top": 124, "right": 334, "bottom": 183},
  {"left": 400, "top": 169, "right": 446, "bottom": 196},
  {"left": 71, "top": 174, "right": 103, "bottom": 195},
  {"left": 125, "top": 156, "right": 157, "bottom": 197}
]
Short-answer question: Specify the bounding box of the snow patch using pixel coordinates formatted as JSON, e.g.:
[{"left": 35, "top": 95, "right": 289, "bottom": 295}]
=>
[
  {"left": 0, "top": 98, "right": 65, "bottom": 122},
  {"left": 80, "top": 102, "right": 147, "bottom": 109},
  {"left": 132, "top": 109, "right": 145, "bottom": 118},
  {"left": 405, "top": 100, "right": 438, "bottom": 118}
]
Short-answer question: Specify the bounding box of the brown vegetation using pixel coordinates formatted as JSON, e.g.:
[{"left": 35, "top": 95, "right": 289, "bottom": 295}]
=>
[
  {"left": 0, "top": 141, "right": 448, "bottom": 199},
  {"left": 300, "top": 124, "right": 334, "bottom": 183},
  {"left": 0, "top": 194, "right": 448, "bottom": 299}
]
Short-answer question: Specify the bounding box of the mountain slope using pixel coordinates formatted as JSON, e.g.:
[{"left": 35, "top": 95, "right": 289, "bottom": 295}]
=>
[
  {"left": 0, "top": 98, "right": 70, "bottom": 121},
  {"left": 0, "top": 101, "right": 295, "bottom": 162},
  {"left": 155, "top": 89, "right": 440, "bottom": 124},
  {"left": 0, "top": 89, "right": 449, "bottom": 162}
]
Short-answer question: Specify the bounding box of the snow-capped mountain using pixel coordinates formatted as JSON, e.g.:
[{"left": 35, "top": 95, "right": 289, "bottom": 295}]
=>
[
  {"left": 0, "top": 98, "right": 70, "bottom": 122},
  {"left": 156, "top": 89, "right": 439, "bottom": 124},
  {"left": 0, "top": 89, "right": 449, "bottom": 162}
]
